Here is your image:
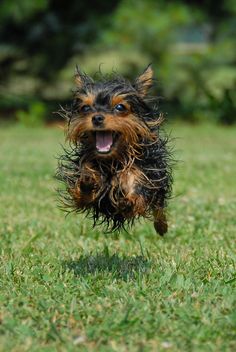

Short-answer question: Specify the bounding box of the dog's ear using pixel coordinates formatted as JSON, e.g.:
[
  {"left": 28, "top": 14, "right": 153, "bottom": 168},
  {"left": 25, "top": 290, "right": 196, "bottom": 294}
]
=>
[
  {"left": 75, "top": 66, "right": 93, "bottom": 88},
  {"left": 134, "top": 65, "right": 153, "bottom": 97}
]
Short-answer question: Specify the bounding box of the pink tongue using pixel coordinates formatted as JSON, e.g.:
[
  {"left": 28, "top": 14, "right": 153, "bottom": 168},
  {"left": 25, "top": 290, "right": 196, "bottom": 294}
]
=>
[{"left": 96, "top": 131, "right": 113, "bottom": 152}]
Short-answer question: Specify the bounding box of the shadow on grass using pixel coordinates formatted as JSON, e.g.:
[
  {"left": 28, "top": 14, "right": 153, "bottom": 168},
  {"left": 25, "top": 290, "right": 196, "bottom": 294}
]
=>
[{"left": 63, "top": 249, "right": 151, "bottom": 280}]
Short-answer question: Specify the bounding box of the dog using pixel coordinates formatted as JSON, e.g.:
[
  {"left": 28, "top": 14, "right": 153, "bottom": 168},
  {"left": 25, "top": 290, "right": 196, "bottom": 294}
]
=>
[{"left": 57, "top": 65, "right": 173, "bottom": 235}]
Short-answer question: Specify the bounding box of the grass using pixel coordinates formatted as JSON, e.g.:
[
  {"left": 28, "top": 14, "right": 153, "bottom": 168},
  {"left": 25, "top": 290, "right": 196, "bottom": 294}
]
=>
[{"left": 0, "top": 122, "right": 236, "bottom": 351}]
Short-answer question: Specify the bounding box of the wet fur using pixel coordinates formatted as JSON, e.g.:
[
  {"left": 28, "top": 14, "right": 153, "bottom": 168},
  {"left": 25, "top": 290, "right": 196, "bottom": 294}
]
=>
[{"left": 57, "top": 66, "right": 173, "bottom": 234}]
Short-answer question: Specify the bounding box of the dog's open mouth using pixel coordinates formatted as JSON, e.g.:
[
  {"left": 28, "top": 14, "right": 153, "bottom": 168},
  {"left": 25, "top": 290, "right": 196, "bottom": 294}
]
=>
[{"left": 95, "top": 131, "right": 117, "bottom": 153}]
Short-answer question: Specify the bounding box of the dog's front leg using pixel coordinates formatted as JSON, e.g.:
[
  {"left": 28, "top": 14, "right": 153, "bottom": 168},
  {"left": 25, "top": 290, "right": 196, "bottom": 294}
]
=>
[
  {"left": 116, "top": 168, "right": 147, "bottom": 218},
  {"left": 70, "top": 163, "right": 102, "bottom": 207}
]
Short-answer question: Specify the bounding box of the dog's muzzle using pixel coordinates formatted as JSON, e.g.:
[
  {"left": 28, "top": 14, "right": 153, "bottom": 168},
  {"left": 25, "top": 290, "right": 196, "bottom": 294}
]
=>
[
  {"left": 92, "top": 115, "right": 104, "bottom": 127},
  {"left": 95, "top": 131, "right": 113, "bottom": 153}
]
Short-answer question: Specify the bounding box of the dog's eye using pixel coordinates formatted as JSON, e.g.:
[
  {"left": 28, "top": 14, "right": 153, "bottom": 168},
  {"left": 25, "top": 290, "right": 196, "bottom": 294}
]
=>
[
  {"left": 81, "top": 105, "right": 92, "bottom": 113},
  {"left": 114, "top": 104, "right": 126, "bottom": 112}
]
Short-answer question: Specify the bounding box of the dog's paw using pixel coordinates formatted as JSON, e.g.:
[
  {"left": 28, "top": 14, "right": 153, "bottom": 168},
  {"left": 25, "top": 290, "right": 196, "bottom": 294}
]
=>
[
  {"left": 120, "top": 194, "right": 146, "bottom": 218},
  {"left": 153, "top": 208, "right": 168, "bottom": 236},
  {"left": 80, "top": 178, "right": 95, "bottom": 193}
]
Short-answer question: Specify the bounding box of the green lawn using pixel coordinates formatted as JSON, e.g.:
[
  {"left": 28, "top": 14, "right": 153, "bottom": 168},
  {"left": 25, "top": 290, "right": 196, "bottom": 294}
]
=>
[{"left": 0, "top": 123, "right": 236, "bottom": 351}]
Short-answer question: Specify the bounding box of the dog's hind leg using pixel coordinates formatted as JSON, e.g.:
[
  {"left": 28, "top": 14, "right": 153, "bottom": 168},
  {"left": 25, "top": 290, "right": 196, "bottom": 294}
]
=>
[{"left": 153, "top": 208, "right": 168, "bottom": 236}]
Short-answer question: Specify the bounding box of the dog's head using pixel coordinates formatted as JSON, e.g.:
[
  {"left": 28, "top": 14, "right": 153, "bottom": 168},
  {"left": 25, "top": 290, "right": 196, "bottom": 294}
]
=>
[{"left": 66, "top": 66, "right": 161, "bottom": 159}]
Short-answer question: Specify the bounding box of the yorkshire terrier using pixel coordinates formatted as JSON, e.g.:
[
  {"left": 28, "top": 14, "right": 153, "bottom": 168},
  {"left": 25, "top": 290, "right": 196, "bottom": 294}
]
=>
[{"left": 57, "top": 65, "right": 173, "bottom": 235}]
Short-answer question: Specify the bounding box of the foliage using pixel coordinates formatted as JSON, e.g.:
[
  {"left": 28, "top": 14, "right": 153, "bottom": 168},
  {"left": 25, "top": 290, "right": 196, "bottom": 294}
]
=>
[
  {"left": 0, "top": 0, "right": 48, "bottom": 23},
  {"left": 93, "top": 0, "right": 236, "bottom": 123},
  {"left": 0, "top": 124, "right": 236, "bottom": 350},
  {"left": 0, "top": 0, "right": 119, "bottom": 117},
  {"left": 16, "top": 101, "right": 47, "bottom": 127},
  {"left": 0, "top": 0, "right": 236, "bottom": 123}
]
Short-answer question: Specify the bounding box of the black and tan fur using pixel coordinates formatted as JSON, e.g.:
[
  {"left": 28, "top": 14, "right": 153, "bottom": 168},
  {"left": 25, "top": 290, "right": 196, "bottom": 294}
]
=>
[{"left": 57, "top": 66, "right": 173, "bottom": 234}]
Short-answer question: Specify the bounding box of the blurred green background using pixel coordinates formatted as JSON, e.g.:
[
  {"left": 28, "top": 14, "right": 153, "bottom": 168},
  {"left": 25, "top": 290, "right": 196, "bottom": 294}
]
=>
[{"left": 0, "top": 0, "right": 236, "bottom": 125}]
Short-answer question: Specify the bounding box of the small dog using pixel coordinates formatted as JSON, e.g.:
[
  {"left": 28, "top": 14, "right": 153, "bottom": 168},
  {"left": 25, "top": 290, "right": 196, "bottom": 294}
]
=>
[{"left": 57, "top": 65, "right": 173, "bottom": 235}]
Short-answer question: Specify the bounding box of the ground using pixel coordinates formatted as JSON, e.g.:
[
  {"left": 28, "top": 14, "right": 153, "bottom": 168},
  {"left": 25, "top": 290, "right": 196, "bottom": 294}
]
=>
[{"left": 0, "top": 123, "right": 236, "bottom": 351}]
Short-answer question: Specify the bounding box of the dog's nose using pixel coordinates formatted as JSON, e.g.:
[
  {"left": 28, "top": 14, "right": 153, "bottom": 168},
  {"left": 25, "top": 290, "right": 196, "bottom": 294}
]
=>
[{"left": 92, "top": 115, "right": 104, "bottom": 127}]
